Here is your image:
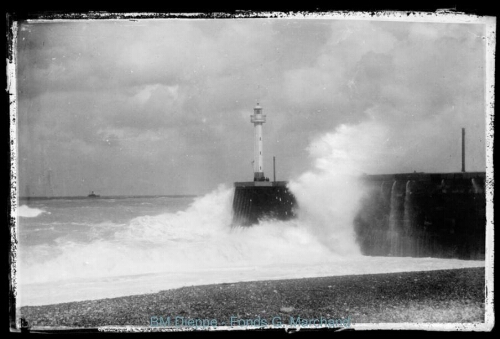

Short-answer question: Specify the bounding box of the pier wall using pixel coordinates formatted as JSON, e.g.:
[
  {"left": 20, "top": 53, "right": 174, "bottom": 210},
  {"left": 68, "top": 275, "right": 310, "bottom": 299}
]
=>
[
  {"left": 354, "top": 172, "right": 486, "bottom": 260},
  {"left": 232, "top": 181, "right": 297, "bottom": 226}
]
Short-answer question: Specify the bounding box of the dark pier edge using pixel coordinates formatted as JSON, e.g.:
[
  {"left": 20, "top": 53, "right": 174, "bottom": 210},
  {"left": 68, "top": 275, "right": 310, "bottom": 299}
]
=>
[
  {"left": 354, "top": 172, "right": 486, "bottom": 260},
  {"left": 231, "top": 171, "right": 486, "bottom": 260},
  {"left": 231, "top": 181, "right": 297, "bottom": 226}
]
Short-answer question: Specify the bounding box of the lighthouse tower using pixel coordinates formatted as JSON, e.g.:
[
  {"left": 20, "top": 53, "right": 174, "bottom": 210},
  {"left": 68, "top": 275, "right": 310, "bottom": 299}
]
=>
[
  {"left": 251, "top": 103, "right": 266, "bottom": 181},
  {"left": 231, "top": 102, "right": 297, "bottom": 226}
]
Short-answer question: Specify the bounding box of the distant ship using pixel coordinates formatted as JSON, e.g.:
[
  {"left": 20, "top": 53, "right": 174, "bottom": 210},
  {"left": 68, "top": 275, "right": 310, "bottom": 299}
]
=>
[{"left": 88, "top": 191, "right": 100, "bottom": 198}]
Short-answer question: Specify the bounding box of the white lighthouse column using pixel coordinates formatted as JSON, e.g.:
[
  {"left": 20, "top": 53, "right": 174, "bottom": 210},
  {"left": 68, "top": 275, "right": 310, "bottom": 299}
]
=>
[
  {"left": 256, "top": 123, "right": 263, "bottom": 173},
  {"left": 250, "top": 103, "right": 266, "bottom": 181}
]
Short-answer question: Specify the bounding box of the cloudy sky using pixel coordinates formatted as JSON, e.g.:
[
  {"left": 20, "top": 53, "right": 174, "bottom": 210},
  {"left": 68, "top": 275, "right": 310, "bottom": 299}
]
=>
[{"left": 15, "top": 16, "right": 490, "bottom": 197}]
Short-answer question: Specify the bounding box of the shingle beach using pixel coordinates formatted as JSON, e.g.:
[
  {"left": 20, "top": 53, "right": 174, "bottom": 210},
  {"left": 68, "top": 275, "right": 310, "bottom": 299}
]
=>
[{"left": 19, "top": 267, "right": 485, "bottom": 329}]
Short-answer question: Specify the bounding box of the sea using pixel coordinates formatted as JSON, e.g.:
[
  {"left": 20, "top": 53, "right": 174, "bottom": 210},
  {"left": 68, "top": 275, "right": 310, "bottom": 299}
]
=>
[
  {"left": 16, "top": 185, "right": 485, "bottom": 307},
  {"left": 15, "top": 121, "right": 488, "bottom": 307}
]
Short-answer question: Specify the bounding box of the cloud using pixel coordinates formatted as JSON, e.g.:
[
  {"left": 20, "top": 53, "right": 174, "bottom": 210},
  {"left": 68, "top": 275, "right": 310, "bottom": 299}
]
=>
[{"left": 15, "top": 18, "right": 488, "bottom": 196}]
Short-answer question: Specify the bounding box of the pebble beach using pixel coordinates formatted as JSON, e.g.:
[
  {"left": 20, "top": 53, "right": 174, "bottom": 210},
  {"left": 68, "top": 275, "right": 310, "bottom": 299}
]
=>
[{"left": 18, "top": 267, "right": 485, "bottom": 330}]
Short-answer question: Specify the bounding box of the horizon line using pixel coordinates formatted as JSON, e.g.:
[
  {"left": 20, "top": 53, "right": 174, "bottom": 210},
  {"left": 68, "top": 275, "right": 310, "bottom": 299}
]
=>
[{"left": 18, "top": 194, "right": 199, "bottom": 200}]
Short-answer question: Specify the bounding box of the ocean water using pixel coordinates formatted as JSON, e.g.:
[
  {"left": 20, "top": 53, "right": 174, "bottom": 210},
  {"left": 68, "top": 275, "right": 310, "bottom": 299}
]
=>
[
  {"left": 16, "top": 123, "right": 485, "bottom": 306},
  {"left": 16, "top": 188, "right": 485, "bottom": 307}
]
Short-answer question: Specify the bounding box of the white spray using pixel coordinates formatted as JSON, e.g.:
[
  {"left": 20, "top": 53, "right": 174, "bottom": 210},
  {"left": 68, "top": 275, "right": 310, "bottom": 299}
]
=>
[{"left": 21, "top": 121, "right": 390, "bottom": 284}]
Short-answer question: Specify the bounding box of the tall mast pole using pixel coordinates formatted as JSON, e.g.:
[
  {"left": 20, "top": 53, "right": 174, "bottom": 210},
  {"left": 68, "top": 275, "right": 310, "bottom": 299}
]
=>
[
  {"left": 462, "top": 128, "right": 466, "bottom": 173},
  {"left": 273, "top": 156, "right": 276, "bottom": 182}
]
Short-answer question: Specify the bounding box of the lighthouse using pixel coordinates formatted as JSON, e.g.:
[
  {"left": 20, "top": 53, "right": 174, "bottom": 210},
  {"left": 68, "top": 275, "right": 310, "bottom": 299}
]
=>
[
  {"left": 251, "top": 103, "right": 266, "bottom": 181},
  {"left": 231, "top": 102, "right": 297, "bottom": 226}
]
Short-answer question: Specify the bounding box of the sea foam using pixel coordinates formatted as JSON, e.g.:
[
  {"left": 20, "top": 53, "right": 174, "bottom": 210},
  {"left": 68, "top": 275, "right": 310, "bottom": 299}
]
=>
[{"left": 17, "top": 205, "right": 48, "bottom": 218}]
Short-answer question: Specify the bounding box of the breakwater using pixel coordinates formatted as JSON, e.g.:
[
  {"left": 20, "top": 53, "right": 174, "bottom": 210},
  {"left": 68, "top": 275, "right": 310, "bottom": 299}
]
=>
[
  {"left": 354, "top": 172, "right": 486, "bottom": 260},
  {"left": 231, "top": 181, "right": 297, "bottom": 226}
]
